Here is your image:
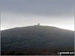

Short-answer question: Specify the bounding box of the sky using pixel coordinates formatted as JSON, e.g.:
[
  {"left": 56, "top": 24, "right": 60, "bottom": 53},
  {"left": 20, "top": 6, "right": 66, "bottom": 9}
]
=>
[{"left": 0, "top": 0, "right": 75, "bottom": 30}]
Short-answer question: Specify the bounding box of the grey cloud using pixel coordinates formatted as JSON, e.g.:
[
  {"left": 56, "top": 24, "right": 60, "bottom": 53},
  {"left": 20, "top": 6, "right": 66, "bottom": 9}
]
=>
[
  {"left": 1, "top": 0, "right": 74, "bottom": 17},
  {"left": 1, "top": 0, "right": 74, "bottom": 30}
]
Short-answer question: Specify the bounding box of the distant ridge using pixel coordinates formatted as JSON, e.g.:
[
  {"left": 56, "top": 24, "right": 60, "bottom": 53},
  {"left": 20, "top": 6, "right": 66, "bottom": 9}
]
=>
[{"left": 1, "top": 25, "right": 74, "bottom": 55}]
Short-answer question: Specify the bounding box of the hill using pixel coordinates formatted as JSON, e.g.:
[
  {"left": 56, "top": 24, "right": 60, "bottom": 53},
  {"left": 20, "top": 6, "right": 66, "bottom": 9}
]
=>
[{"left": 1, "top": 25, "right": 74, "bottom": 55}]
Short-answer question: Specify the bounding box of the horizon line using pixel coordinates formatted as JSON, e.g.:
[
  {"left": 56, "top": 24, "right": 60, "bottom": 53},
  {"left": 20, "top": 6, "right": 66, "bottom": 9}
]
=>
[{"left": 1, "top": 25, "right": 74, "bottom": 31}]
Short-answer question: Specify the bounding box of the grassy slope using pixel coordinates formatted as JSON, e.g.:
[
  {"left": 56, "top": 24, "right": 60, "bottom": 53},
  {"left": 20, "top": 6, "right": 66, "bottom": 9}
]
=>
[{"left": 1, "top": 25, "right": 74, "bottom": 55}]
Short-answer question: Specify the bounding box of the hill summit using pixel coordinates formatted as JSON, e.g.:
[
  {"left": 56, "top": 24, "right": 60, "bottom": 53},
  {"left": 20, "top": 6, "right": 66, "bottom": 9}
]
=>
[{"left": 1, "top": 25, "right": 74, "bottom": 55}]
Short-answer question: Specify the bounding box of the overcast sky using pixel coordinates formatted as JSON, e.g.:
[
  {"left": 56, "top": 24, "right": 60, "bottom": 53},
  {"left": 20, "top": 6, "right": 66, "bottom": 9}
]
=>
[{"left": 1, "top": 0, "right": 75, "bottom": 30}]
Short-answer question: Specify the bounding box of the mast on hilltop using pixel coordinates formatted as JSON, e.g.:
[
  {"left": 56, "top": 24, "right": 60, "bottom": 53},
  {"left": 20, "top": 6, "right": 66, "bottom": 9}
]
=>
[{"left": 37, "top": 23, "right": 40, "bottom": 26}]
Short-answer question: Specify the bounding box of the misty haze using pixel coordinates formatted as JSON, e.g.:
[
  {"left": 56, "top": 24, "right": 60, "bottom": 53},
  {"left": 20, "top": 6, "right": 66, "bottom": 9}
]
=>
[{"left": 1, "top": 0, "right": 74, "bottom": 55}]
